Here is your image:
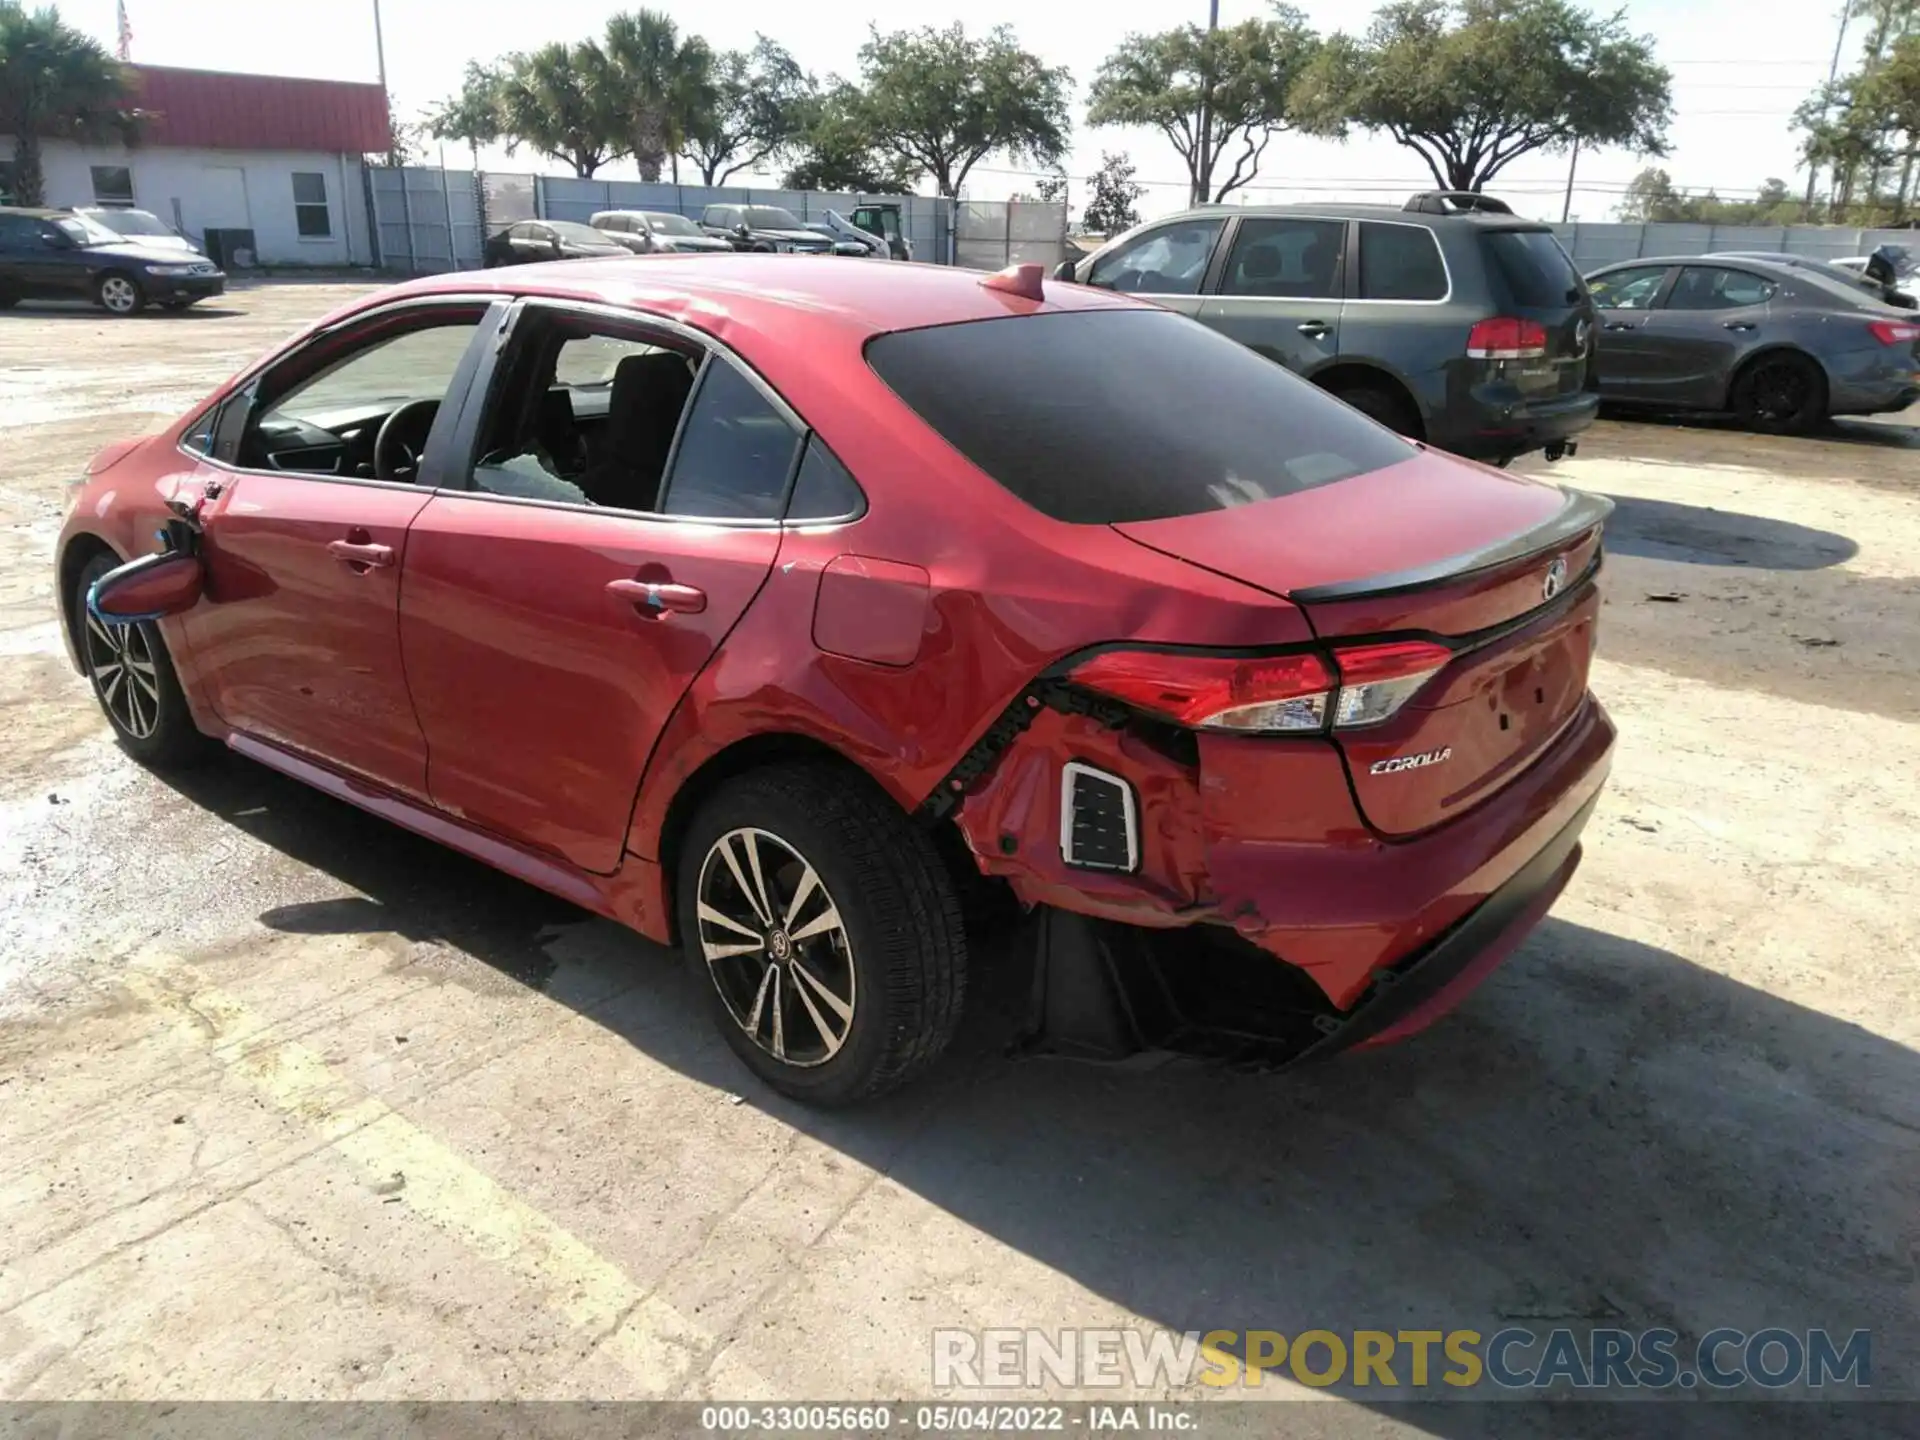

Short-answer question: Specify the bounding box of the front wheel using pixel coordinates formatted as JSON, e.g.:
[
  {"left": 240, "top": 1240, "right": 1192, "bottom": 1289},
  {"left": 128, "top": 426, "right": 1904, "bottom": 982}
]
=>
[
  {"left": 95, "top": 272, "right": 146, "bottom": 316},
  {"left": 75, "top": 553, "right": 209, "bottom": 766},
  {"left": 677, "top": 763, "right": 967, "bottom": 1105},
  {"left": 1731, "top": 352, "right": 1825, "bottom": 434}
]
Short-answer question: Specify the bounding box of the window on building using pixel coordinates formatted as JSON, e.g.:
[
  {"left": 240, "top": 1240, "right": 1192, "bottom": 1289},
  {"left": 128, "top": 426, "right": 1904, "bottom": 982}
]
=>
[
  {"left": 89, "top": 165, "right": 135, "bottom": 208},
  {"left": 292, "top": 172, "right": 332, "bottom": 238}
]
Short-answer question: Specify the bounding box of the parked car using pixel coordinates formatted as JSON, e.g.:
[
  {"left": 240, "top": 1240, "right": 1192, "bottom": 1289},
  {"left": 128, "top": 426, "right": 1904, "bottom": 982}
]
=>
[
  {"left": 1055, "top": 191, "right": 1599, "bottom": 466},
  {"left": 483, "top": 220, "right": 628, "bottom": 267},
  {"left": 1711, "top": 250, "right": 1916, "bottom": 310},
  {"left": 1584, "top": 254, "right": 1920, "bottom": 432},
  {"left": 60, "top": 253, "right": 1614, "bottom": 1104},
  {"left": 700, "top": 204, "right": 833, "bottom": 254},
  {"left": 0, "top": 206, "right": 225, "bottom": 314},
  {"left": 1835, "top": 244, "right": 1915, "bottom": 283},
  {"left": 75, "top": 206, "right": 206, "bottom": 257},
  {"left": 590, "top": 210, "right": 733, "bottom": 254},
  {"left": 805, "top": 210, "right": 891, "bottom": 258}
]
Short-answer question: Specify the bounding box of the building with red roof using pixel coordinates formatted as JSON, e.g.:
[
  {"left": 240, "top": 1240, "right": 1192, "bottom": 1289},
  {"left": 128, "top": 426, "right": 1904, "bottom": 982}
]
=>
[{"left": 1, "top": 64, "right": 391, "bottom": 266}]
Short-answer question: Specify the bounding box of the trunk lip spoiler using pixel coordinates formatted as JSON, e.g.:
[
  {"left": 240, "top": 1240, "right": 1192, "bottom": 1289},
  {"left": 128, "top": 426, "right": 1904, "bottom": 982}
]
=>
[{"left": 1288, "top": 486, "right": 1614, "bottom": 604}]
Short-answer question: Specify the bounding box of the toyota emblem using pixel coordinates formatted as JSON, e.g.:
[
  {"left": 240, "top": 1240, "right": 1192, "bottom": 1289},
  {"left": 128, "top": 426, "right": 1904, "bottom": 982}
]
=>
[{"left": 1542, "top": 556, "right": 1568, "bottom": 600}]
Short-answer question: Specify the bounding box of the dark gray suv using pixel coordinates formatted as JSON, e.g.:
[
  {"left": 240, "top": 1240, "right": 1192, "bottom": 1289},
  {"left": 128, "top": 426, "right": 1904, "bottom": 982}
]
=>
[{"left": 1057, "top": 192, "right": 1599, "bottom": 465}]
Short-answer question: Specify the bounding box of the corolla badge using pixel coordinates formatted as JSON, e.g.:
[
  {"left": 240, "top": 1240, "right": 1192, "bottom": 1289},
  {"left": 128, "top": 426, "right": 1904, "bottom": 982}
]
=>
[
  {"left": 1542, "top": 556, "right": 1568, "bottom": 600},
  {"left": 1370, "top": 747, "right": 1452, "bottom": 775}
]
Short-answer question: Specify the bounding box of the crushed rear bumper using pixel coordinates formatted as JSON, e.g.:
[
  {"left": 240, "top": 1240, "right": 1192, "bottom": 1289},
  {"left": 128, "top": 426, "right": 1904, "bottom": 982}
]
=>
[{"left": 1016, "top": 790, "right": 1599, "bottom": 1070}]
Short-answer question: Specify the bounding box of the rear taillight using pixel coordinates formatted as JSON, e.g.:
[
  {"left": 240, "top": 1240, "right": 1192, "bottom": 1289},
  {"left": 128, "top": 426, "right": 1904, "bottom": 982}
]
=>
[
  {"left": 1868, "top": 319, "right": 1920, "bottom": 345},
  {"left": 1467, "top": 317, "right": 1548, "bottom": 360},
  {"left": 1329, "top": 640, "right": 1454, "bottom": 728},
  {"left": 1070, "top": 640, "right": 1452, "bottom": 735},
  {"left": 1068, "top": 650, "right": 1334, "bottom": 732}
]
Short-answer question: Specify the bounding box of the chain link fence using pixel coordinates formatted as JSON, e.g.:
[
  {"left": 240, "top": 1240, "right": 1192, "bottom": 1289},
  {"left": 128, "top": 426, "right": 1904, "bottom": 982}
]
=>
[{"left": 1551, "top": 221, "right": 1917, "bottom": 270}]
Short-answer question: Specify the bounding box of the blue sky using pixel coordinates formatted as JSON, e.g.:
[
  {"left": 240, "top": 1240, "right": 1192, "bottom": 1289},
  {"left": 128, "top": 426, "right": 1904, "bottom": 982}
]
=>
[{"left": 66, "top": 0, "right": 1851, "bottom": 221}]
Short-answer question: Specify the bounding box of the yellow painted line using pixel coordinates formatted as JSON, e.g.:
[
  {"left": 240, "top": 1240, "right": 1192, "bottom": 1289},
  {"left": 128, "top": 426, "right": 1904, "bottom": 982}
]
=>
[{"left": 123, "top": 952, "right": 712, "bottom": 1393}]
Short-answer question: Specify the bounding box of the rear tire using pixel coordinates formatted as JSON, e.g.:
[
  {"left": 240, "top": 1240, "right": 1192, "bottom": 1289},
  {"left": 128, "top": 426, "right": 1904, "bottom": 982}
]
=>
[
  {"left": 1731, "top": 352, "right": 1825, "bottom": 434},
  {"left": 74, "top": 553, "right": 211, "bottom": 767},
  {"left": 676, "top": 763, "right": 967, "bottom": 1105},
  {"left": 1328, "top": 382, "right": 1422, "bottom": 439},
  {"left": 94, "top": 272, "right": 146, "bottom": 316}
]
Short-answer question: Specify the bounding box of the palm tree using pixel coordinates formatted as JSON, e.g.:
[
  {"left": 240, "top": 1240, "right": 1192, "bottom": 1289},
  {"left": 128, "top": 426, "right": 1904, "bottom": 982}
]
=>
[
  {"left": 0, "top": 2, "right": 135, "bottom": 206},
  {"left": 497, "top": 41, "right": 625, "bottom": 179},
  {"left": 601, "top": 9, "right": 716, "bottom": 184}
]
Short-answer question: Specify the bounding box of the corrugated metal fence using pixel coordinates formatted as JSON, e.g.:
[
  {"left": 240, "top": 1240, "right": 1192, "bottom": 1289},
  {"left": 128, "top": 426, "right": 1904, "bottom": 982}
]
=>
[
  {"left": 1550, "top": 222, "right": 1917, "bottom": 271},
  {"left": 367, "top": 166, "right": 1074, "bottom": 274}
]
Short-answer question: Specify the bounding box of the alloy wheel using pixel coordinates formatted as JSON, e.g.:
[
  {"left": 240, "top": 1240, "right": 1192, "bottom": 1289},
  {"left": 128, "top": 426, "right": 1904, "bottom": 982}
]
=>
[
  {"left": 84, "top": 608, "right": 161, "bottom": 739},
  {"left": 1750, "top": 362, "right": 1808, "bottom": 422},
  {"left": 99, "top": 276, "right": 139, "bottom": 314},
  {"left": 695, "top": 827, "right": 857, "bottom": 1068}
]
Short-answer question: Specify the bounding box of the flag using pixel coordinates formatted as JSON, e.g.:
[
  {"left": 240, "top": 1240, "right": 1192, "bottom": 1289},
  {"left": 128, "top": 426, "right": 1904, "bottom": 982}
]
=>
[{"left": 116, "top": 0, "right": 132, "bottom": 61}]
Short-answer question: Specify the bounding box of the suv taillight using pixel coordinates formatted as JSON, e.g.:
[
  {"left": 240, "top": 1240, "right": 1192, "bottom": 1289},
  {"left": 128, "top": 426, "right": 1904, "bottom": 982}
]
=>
[
  {"left": 1467, "top": 317, "right": 1548, "bottom": 359},
  {"left": 1868, "top": 319, "right": 1920, "bottom": 345},
  {"left": 1069, "top": 640, "right": 1452, "bottom": 735}
]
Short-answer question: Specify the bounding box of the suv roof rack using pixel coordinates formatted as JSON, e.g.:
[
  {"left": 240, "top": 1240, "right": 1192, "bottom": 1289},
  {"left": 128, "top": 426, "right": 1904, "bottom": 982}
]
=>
[{"left": 1404, "top": 191, "right": 1515, "bottom": 216}]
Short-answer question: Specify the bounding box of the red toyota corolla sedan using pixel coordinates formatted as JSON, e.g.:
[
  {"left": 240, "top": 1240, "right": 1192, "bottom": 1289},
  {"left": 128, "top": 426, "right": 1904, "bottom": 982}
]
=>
[{"left": 58, "top": 255, "right": 1614, "bottom": 1104}]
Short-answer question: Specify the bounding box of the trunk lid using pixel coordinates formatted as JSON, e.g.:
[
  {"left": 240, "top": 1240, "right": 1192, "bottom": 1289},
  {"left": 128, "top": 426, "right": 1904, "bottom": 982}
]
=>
[{"left": 1114, "top": 455, "right": 1610, "bottom": 836}]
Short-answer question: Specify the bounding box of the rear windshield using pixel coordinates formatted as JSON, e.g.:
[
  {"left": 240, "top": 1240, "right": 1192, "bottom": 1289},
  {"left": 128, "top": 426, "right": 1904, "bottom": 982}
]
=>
[
  {"left": 1482, "top": 229, "right": 1585, "bottom": 309},
  {"left": 866, "top": 310, "right": 1415, "bottom": 524}
]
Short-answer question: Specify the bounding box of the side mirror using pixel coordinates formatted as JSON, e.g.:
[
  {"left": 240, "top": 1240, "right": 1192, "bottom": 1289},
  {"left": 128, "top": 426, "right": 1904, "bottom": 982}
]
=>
[
  {"left": 87, "top": 551, "right": 204, "bottom": 622},
  {"left": 734, "top": 222, "right": 751, "bottom": 237},
  {"left": 1052, "top": 259, "right": 1078, "bottom": 283}
]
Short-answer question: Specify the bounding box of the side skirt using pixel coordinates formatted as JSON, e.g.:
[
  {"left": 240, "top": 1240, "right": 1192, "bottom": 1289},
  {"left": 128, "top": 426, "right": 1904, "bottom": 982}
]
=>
[{"left": 225, "top": 732, "right": 670, "bottom": 940}]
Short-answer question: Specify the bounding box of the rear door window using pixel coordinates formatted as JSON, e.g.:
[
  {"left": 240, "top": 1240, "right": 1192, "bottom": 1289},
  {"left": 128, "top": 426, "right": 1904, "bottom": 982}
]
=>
[
  {"left": 866, "top": 309, "right": 1413, "bottom": 524},
  {"left": 660, "top": 361, "right": 802, "bottom": 520},
  {"left": 1665, "top": 266, "right": 1776, "bottom": 311},
  {"left": 1356, "top": 222, "right": 1448, "bottom": 301},
  {"left": 1482, "top": 229, "right": 1584, "bottom": 308},
  {"left": 1086, "top": 218, "right": 1225, "bottom": 295},
  {"left": 1218, "top": 218, "right": 1344, "bottom": 299}
]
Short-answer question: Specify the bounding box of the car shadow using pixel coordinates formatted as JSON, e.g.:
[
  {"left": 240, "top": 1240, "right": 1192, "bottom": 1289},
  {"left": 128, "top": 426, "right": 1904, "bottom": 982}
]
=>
[
  {"left": 157, "top": 757, "right": 1912, "bottom": 1429},
  {"left": 1601, "top": 495, "right": 1858, "bottom": 569},
  {"left": 0, "top": 302, "right": 243, "bottom": 320},
  {"left": 1585, "top": 409, "right": 1920, "bottom": 487}
]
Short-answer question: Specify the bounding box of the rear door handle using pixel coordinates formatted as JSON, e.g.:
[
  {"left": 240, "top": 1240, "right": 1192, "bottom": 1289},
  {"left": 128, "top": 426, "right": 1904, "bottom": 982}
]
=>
[
  {"left": 1723, "top": 321, "right": 1757, "bottom": 331},
  {"left": 606, "top": 577, "right": 707, "bottom": 617},
  {"left": 1603, "top": 321, "right": 1638, "bottom": 331},
  {"left": 1297, "top": 321, "right": 1332, "bottom": 339},
  {"left": 327, "top": 537, "right": 393, "bottom": 568}
]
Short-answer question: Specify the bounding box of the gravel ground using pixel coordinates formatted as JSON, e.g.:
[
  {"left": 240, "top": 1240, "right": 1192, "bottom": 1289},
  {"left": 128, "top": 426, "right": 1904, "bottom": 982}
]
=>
[{"left": 0, "top": 283, "right": 1915, "bottom": 1432}]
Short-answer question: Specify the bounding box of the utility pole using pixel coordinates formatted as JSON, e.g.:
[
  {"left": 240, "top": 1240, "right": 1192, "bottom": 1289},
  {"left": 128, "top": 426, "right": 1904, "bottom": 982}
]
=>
[
  {"left": 1194, "top": 0, "right": 1220, "bottom": 206},
  {"left": 373, "top": 0, "right": 399, "bottom": 168},
  {"left": 1561, "top": 137, "right": 1580, "bottom": 223},
  {"left": 1802, "top": 2, "right": 1854, "bottom": 219}
]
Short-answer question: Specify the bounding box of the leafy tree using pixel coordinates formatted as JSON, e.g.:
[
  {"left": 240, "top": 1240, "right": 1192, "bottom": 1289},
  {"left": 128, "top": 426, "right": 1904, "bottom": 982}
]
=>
[
  {"left": 1297, "top": 0, "right": 1671, "bottom": 194},
  {"left": 1080, "top": 152, "right": 1145, "bottom": 235},
  {"left": 782, "top": 84, "right": 923, "bottom": 193},
  {"left": 602, "top": 9, "right": 716, "bottom": 184},
  {"left": 427, "top": 61, "right": 507, "bottom": 159},
  {"left": 0, "top": 2, "right": 137, "bottom": 206},
  {"left": 1616, "top": 167, "right": 1803, "bottom": 225},
  {"left": 1089, "top": 10, "right": 1325, "bottom": 205},
  {"left": 495, "top": 41, "right": 625, "bottom": 179},
  {"left": 685, "top": 37, "right": 814, "bottom": 186},
  {"left": 850, "top": 23, "right": 1072, "bottom": 199},
  {"left": 1032, "top": 170, "right": 1069, "bottom": 205}
]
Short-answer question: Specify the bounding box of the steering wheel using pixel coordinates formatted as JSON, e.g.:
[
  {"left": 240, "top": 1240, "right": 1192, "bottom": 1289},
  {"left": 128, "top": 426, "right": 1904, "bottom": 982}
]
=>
[{"left": 373, "top": 397, "right": 441, "bottom": 481}]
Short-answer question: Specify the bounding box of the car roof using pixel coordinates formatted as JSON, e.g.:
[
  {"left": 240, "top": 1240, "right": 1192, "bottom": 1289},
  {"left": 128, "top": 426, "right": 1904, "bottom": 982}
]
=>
[
  {"left": 1166, "top": 201, "right": 1551, "bottom": 228},
  {"left": 1590, "top": 255, "right": 1799, "bottom": 274},
  {"left": 0, "top": 206, "right": 70, "bottom": 219},
  {"left": 392, "top": 253, "right": 1143, "bottom": 344}
]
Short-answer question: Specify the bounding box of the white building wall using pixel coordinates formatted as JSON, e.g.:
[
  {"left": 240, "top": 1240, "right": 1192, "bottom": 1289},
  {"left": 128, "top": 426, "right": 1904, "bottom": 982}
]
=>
[{"left": 6, "top": 139, "right": 373, "bottom": 266}]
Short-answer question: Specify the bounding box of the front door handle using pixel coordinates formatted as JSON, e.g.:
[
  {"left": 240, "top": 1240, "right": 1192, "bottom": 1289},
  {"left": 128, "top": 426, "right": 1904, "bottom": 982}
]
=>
[
  {"left": 1723, "top": 321, "right": 1757, "bottom": 331},
  {"left": 327, "top": 537, "right": 393, "bottom": 569},
  {"left": 1603, "top": 321, "right": 1638, "bottom": 331},
  {"left": 607, "top": 577, "right": 707, "bottom": 617},
  {"left": 1297, "top": 320, "right": 1332, "bottom": 339}
]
